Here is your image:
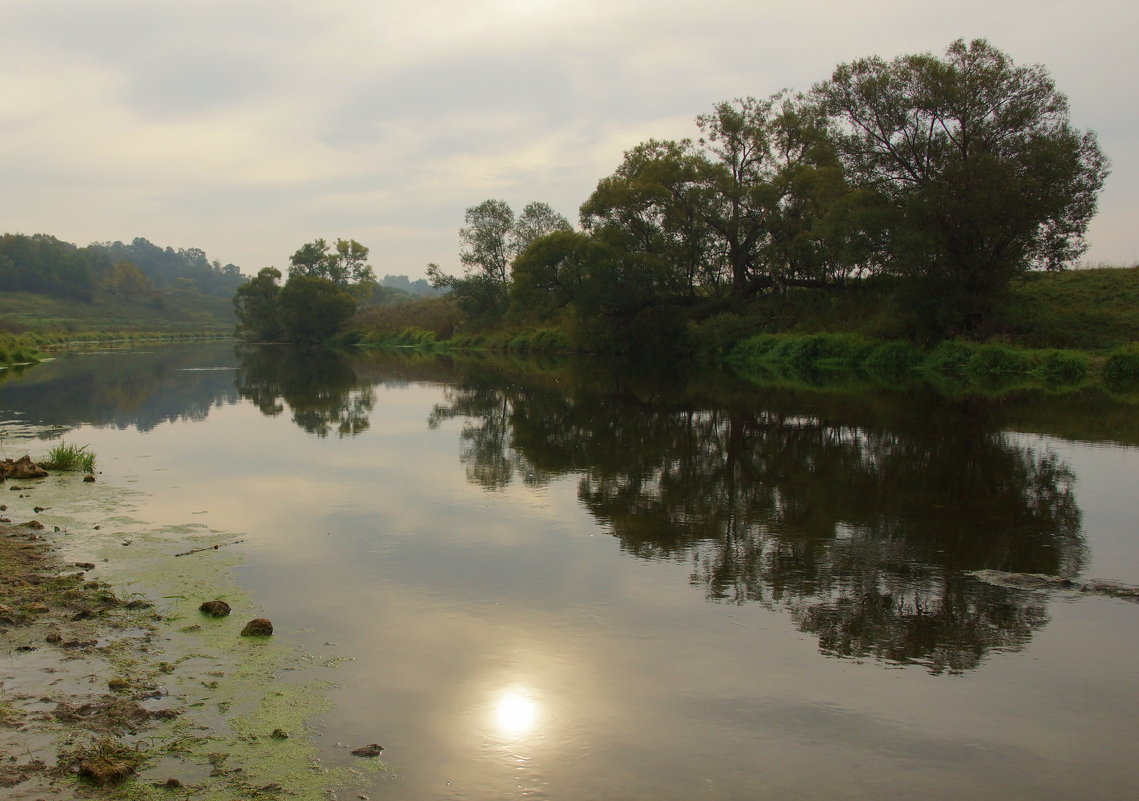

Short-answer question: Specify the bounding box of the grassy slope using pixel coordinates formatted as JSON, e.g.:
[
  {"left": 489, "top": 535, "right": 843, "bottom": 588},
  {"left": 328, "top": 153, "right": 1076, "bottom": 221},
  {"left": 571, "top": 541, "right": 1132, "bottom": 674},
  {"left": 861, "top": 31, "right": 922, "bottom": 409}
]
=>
[
  {"left": 0, "top": 289, "right": 236, "bottom": 335},
  {"left": 996, "top": 266, "right": 1139, "bottom": 350},
  {"left": 703, "top": 266, "right": 1139, "bottom": 352}
]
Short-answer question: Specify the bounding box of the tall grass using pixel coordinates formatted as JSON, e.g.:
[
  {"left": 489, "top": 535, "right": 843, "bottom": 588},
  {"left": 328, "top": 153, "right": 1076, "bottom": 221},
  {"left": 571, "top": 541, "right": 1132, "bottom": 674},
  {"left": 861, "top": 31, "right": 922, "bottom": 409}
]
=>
[
  {"left": 728, "top": 334, "right": 1099, "bottom": 392},
  {"left": 1103, "top": 345, "right": 1139, "bottom": 388},
  {"left": 40, "top": 442, "right": 96, "bottom": 473}
]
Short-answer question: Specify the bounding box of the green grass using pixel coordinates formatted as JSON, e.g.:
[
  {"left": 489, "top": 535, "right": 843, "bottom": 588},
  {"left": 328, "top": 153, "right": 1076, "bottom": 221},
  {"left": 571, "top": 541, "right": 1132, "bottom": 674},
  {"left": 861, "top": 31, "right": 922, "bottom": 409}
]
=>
[
  {"left": 727, "top": 333, "right": 1102, "bottom": 394},
  {"left": 0, "top": 335, "right": 43, "bottom": 365},
  {"left": 40, "top": 442, "right": 96, "bottom": 473},
  {"left": 0, "top": 288, "right": 235, "bottom": 335},
  {"left": 1103, "top": 344, "right": 1139, "bottom": 388},
  {"left": 996, "top": 266, "right": 1139, "bottom": 350}
]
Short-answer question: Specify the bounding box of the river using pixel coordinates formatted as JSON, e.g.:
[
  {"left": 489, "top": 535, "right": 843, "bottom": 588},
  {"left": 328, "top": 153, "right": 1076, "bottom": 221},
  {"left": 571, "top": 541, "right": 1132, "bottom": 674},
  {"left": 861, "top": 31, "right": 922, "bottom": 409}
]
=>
[{"left": 2, "top": 342, "right": 1137, "bottom": 800}]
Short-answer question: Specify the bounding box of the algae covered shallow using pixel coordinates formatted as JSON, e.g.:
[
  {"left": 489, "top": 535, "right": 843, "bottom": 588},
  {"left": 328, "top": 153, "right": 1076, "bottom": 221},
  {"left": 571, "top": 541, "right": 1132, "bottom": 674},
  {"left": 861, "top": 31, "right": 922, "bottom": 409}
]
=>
[{"left": 0, "top": 461, "right": 374, "bottom": 800}]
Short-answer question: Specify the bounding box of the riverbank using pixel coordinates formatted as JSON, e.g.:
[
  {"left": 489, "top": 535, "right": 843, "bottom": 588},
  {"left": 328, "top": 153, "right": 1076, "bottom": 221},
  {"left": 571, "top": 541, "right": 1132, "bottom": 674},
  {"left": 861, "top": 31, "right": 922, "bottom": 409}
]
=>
[
  {"left": 1, "top": 332, "right": 235, "bottom": 369},
  {"left": 0, "top": 468, "right": 364, "bottom": 800}
]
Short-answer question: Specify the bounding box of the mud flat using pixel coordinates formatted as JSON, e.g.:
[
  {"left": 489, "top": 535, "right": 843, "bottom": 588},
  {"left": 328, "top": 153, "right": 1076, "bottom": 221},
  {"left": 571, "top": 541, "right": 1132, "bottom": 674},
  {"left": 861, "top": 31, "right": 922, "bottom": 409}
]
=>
[{"left": 0, "top": 472, "right": 373, "bottom": 800}]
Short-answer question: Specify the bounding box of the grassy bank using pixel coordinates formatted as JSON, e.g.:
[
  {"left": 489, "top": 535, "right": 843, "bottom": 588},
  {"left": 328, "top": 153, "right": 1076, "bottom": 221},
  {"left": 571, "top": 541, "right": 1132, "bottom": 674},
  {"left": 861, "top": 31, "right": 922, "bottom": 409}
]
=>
[
  {"left": 0, "top": 330, "right": 235, "bottom": 368},
  {"left": 0, "top": 289, "right": 236, "bottom": 335},
  {"left": 724, "top": 333, "right": 1139, "bottom": 398},
  {"left": 353, "top": 324, "right": 572, "bottom": 355},
  {"left": 0, "top": 288, "right": 237, "bottom": 367},
  {"left": 351, "top": 266, "right": 1139, "bottom": 355}
]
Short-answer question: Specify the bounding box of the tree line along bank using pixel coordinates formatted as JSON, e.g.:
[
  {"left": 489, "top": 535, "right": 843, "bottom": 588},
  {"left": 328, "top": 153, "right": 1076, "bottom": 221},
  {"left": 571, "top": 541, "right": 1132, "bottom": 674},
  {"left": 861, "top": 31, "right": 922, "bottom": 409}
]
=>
[{"left": 235, "top": 39, "right": 1114, "bottom": 363}]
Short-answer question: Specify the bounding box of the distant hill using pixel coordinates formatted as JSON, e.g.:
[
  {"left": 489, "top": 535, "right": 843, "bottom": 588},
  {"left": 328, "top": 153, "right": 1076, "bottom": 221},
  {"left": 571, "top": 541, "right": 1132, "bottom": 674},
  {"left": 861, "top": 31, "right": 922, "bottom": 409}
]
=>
[
  {"left": 379, "top": 274, "right": 438, "bottom": 297},
  {"left": 93, "top": 237, "right": 244, "bottom": 298},
  {"left": 0, "top": 233, "right": 241, "bottom": 333}
]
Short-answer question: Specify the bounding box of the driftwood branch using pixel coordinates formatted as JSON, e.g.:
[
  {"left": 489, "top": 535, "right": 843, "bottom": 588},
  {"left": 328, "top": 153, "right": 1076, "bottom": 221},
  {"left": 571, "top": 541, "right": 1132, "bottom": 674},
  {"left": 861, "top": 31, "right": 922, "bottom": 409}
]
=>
[{"left": 174, "top": 539, "right": 245, "bottom": 557}]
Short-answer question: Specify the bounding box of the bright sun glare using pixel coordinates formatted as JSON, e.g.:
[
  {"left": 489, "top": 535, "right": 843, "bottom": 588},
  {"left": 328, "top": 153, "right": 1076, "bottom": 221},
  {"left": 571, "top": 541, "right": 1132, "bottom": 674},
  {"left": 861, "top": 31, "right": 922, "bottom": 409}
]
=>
[{"left": 496, "top": 691, "right": 539, "bottom": 736}]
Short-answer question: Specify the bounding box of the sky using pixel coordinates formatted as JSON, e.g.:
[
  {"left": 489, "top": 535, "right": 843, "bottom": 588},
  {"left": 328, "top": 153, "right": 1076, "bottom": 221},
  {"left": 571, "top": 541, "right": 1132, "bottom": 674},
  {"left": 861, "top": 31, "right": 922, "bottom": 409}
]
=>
[{"left": 2, "top": 0, "right": 1136, "bottom": 279}]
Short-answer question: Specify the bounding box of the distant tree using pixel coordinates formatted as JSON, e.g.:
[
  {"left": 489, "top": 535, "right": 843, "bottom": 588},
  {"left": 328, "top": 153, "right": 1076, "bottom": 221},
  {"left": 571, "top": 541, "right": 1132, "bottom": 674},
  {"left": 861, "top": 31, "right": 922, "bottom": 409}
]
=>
[
  {"left": 813, "top": 38, "right": 1110, "bottom": 331},
  {"left": 459, "top": 199, "right": 516, "bottom": 291},
  {"left": 233, "top": 267, "right": 284, "bottom": 341},
  {"left": 92, "top": 237, "right": 245, "bottom": 297},
  {"left": 103, "top": 261, "right": 153, "bottom": 298},
  {"left": 275, "top": 275, "right": 357, "bottom": 345},
  {"left": 380, "top": 274, "right": 440, "bottom": 298},
  {"left": 288, "top": 238, "right": 376, "bottom": 295},
  {"left": 429, "top": 199, "right": 571, "bottom": 321},
  {"left": 0, "top": 233, "right": 98, "bottom": 300}
]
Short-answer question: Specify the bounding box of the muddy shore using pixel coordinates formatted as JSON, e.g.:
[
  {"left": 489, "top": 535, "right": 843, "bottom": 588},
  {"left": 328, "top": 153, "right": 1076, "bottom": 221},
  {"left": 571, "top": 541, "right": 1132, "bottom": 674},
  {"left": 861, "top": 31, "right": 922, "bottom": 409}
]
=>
[{"left": 0, "top": 472, "right": 368, "bottom": 800}]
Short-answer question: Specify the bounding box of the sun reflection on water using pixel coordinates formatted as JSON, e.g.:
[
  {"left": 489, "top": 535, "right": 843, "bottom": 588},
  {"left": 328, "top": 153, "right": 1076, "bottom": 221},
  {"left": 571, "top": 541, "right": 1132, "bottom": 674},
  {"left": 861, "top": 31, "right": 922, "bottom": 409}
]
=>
[{"left": 495, "top": 689, "right": 539, "bottom": 737}]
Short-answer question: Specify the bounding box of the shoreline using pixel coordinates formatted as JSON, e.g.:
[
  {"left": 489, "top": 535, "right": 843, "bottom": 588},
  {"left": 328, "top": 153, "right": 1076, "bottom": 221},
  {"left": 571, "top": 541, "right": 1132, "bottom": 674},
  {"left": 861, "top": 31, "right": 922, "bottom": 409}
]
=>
[{"left": 0, "top": 471, "right": 359, "bottom": 800}]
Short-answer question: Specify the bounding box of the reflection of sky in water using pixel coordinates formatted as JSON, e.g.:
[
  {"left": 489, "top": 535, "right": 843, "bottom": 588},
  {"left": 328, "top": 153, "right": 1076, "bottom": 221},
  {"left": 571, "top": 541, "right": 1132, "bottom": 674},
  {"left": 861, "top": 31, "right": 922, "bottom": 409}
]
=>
[{"left": 4, "top": 356, "right": 1139, "bottom": 801}]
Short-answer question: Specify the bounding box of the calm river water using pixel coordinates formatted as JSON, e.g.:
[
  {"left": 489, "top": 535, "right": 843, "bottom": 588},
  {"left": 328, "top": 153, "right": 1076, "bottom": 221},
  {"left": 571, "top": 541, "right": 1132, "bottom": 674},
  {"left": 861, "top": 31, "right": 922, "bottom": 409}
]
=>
[{"left": 2, "top": 342, "right": 1138, "bottom": 800}]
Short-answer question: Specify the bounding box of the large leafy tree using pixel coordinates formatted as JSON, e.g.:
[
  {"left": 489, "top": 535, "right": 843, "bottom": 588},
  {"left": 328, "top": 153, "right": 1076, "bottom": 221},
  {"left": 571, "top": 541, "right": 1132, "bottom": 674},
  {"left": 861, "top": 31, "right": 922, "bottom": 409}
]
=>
[
  {"left": 581, "top": 94, "right": 868, "bottom": 298},
  {"left": 288, "top": 238, "right": 376, "bottom": 296},
  {"left": 579, "top": 140, "right": 717, "bottom": 296},
  {"left": 813, "top": 38, "right": 1109, "bottom": 329},
  {"left": 233, "top": 267, "right": 284, "bottom": 341},
  {"left": 275, "top": 275, "right": 357, "bottom": 345}
]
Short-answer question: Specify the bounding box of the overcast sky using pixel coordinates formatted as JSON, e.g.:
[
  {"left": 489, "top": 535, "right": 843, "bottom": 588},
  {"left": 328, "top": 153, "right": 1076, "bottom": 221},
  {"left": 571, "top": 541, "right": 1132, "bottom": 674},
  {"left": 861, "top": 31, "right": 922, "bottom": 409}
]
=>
[{"left": 2, "top": 0, "right": 1135, "bottom": 278}]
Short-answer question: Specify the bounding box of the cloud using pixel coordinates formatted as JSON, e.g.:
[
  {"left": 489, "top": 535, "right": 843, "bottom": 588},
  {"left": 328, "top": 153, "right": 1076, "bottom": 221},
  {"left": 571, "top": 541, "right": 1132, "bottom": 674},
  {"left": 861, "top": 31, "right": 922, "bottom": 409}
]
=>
[{"left": 1, "top": 0, "right": 1135, "bottom": 273}]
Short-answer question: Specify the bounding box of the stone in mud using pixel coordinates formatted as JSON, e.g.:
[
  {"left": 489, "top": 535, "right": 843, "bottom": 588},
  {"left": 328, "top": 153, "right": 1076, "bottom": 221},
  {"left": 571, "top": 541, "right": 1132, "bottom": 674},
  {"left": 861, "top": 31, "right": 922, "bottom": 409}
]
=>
[
  {"left": 199, "top": 600, "right": 232, "bottom": 617},
  {"left": 351, "top": 743, "right": 384, "bottom": 757},
  {"left": 240, "top": 618, "right": 273, "bottom": 637}
]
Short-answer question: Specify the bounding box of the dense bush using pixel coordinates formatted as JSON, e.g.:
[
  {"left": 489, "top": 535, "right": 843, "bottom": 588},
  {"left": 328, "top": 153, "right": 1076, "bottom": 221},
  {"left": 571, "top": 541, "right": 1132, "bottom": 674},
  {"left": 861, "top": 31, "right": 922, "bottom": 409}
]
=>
[
  {"left": 966, "top": 345, "right": 1033, "bottom": 377},
  {"left": 922, "top": 341, "right": 977, "bottom": 375},
  {"left": 1035, "top": 350, "right": 1089, "bottom": 385},
  {"left": 1103, "top": 346, "right": 1139, "bottom": 388},
  {"left": 863, "top": 341, "right": 924, "bottom": 375}
]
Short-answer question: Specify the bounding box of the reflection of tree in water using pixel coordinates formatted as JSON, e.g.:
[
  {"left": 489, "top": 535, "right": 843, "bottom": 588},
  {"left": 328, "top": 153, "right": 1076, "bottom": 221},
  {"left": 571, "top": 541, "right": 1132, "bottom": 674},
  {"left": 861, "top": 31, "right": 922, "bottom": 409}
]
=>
[
  {"left": 430, "top": 369, "right": 1084, "bottom": 673},
  {"left": 428, "top": 381, "right": 549, "bottom": 490},
  {"left": 0, "top": 343, "right": 241, "bottom": 433},
  {"left": 236, "top": 346, "right": 374, "bottom": 438}
]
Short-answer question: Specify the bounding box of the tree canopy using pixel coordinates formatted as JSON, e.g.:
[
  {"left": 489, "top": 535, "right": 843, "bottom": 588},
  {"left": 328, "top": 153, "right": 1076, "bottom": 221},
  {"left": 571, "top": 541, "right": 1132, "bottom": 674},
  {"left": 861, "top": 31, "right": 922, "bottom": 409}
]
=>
[
  {"left": 813, "top": 38, "right": 1109, "bottom": 329},
  {"left": 278, "top": 40, "right": 1111, "bottom": 351},
  {"left": 0, "top": 233, "right": 245, "bottom": 303},
  {"left": 428, "top": 199, "right": 571, "bottom": 321},
  {"left": 233, "top": 267, "right": 284, "bottom": 341},
  {"left": 288, "top": 238, "right": 376, "bottom": 295},
  {"left": 235, "top": 241, "right": 363, "bottom": 344}
]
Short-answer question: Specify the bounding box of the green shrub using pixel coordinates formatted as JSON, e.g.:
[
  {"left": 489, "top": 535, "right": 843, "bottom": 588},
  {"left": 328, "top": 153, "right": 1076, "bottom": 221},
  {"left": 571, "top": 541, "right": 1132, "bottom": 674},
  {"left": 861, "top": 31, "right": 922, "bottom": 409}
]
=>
[
  {"left": 863, "top": 341, "right": 924, "bottom": 375},
  {"left": 966, "top": 344, "right": 1032, "bottom": 377},
  {"left": 525, "top": 328, "right": 571, "bottom": 353},
  {"left": 729, "top": 332, "right": 873, "bottom": 370},
  {"left": 728, "top": 333, "right": 786, "bottom": 363},
  {"left": 690, "top": 312, "right": 765, "bottom": 356},
  {"left": 923, "top": 341, "right": 977, "bottom": 375},
  {"left": 1103, "top": 345, "right": 1139, "bottom": 387},
  {"left": 1035, "top": 350, "right": 1089, "bottom": 385},
  {"left": 778, "top": 333, "right": 873, "bottom": 370}
]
